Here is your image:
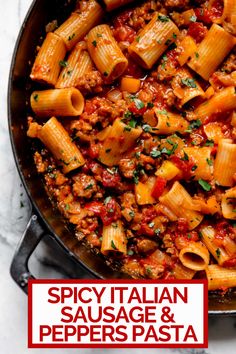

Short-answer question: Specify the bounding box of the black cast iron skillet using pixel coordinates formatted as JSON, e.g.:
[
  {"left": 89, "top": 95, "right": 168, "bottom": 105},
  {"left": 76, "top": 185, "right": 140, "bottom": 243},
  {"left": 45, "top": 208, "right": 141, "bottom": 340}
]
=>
[{"left": 8, "top": 0, "right": 236, "bottom": 315}]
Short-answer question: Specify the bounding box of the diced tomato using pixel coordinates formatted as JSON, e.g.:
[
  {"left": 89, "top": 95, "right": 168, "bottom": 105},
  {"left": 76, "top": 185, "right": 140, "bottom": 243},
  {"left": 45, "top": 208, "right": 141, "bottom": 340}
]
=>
[
  {"left": 223, "top": 258, "right": 236, "bottom": 267},
  {"left": 113, "top": 25, "right": 136, "bottom": 43},
  {"left": 85, "top": 199, "right": 121, "bottom": 226},
  {"left": 124, "top": 58, "right": 145, "bottom": 78},
  {"left": 129, "top": 101, "right": 147, "bottom": 116},
  {"left": 100, "top": 198, "right": 121, "bottom": 225},
  {"left": 187, "top": 22, "right": 207, "bottom": 43},
  {"left": 177, "top": 218, "right": 189, "bottom": 233},
  {"left": 114, "top": 9, "right": 133, "bottom": 28},
  {"left": 183, "top": 231, "right": 199, "bottom": 242},
  {"left": 88, "top": 142, "right": 100, "bottom": 159},
  {"left": 210, "top": 0, "right": 224, "bottom": 20},
  {"left": 85, "top": 201, "right": 104, "bottom": 216},
  {"left": 151, "top": 177, "right": 167, "bottom": 199},
  {"left": 195, "top": 8, "right": 212, "bottom": 24},
  {"left": 166, "top": 49, "right": 179, "bottom": 67},
  {"left": 142, "top": 207, "right": 157, "bottom": 223},
  {"left": 102, "top": 169, "right": 121, "bottom": 188},
  {"left": 171, "top": 155, "right": 195, "bottom": 179}
]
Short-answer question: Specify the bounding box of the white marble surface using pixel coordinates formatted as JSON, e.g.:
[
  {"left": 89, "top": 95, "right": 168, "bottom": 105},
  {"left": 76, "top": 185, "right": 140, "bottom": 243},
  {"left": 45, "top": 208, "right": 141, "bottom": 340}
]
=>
[{"left": 0, "top": 0, "right": 236, "bottom": 353}]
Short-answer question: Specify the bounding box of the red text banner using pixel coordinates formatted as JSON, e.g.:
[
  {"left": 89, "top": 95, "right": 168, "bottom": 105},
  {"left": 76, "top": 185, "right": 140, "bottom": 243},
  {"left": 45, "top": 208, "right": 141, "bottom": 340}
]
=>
[{"left": 28, "top": 279, "right": 208, "bottom": 348}]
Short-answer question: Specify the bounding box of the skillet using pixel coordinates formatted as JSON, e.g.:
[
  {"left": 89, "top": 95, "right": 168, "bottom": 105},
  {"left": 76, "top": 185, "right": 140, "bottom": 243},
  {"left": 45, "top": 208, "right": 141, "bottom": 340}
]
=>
[{"left": 8, "top": 0, "right": 236, "bottom": 315}]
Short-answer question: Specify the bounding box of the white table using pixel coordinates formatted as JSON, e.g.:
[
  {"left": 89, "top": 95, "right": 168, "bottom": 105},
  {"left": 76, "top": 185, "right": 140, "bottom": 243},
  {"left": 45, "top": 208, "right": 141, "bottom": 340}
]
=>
[{"left": 0, "top": 1, "right": 235, "bottom": 353}]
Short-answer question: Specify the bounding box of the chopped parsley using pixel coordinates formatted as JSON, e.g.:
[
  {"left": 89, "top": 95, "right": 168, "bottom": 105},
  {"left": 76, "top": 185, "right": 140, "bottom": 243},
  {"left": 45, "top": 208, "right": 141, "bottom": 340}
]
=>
[
  {"left": 205, "top": 139, "right": 214, "bottom": 147},
  {"left": 195, "top": 52, "right": 199, "bottom": 59},
  {"left": 59, "top": 60, "right": 68, "bottom": 67},
  {"left": 216, "top": 248, "right": 221, "bottom": 258},
  {"left": 129, "top": 210, "right": 135, "bottom": 218},
  {"left": 65, "top": 204, "right": 70, "bottom": 211},
  {"left": 84, "top": 183, "right": 94, "bottom": 190},
  {"left": 92, "top": 40, "right": 97, "bottom": 47},
  {"left": 190, "top": 15, "right": 197, "bottom": 22},
  {"left": 33, "top": 94, "right": 39, "bottom": 102},
  {"left": 182, "top": 151, "right": 189, "bottom": 161},
  {"left": 172, "top": 32, "right": 177, "bottom": 39},
  {"left": 158, "top": 15, "right": 170, "bottom": 22},
  {"left": 133, "top": 98, "right": 145, "bottom": 110},
  {"left": 187, "top": 119, "right": 202, "bottom": 132},
  {"left": 206, "top": 158, "right": 213, "bottom": 166},
  {"left": 129, "top": 118, "right": 137, "bottom": 128},
  {"left": 68, "top": 33, "right": 75, "bottom": 41},
  {"left": 147, "top": 102, "right": 154, "bottom": 108},
  {"left": 104, "top": 196, "right": 112, "bottom": 205},
  {"left": 142, "top": 124, "right": 152, "bottom": 132},
  {"left": 150, "top": 148, "right": 161, "bottom": 158},
  {"left": 149, "top": 222, "right": 155, "bottom": 228},
  {"left": 165, "top": 39, "right": 172, "bottom": 46},
  {"left": 191, "top": 165, "right": 198, "bottom": 171},
  {"left": 127, "top": 249, "right": 134, "bottom": 256},
  {"left": 97, "top": 33, "right": 103, "bottom": 37},
  {"left": 124, "top": 126, "right": 132, "bottom": 132},
  {"left": 181, "top": 78, "right": 197, "bottom": 88},
  {"left": 136, "top": 36, "right": 141, "bottom": 42},
  {"left": 124, "top": 111, "right": 132, "bottom": 119},
  {"left": 111, "top": 240, "right": 117, "bottom": 250},
  {"left": 157, "top": 109, "right": 168, "bottom": 115},
  {"left": 198, "top": 179, "right": 211, "bottom": 191}
]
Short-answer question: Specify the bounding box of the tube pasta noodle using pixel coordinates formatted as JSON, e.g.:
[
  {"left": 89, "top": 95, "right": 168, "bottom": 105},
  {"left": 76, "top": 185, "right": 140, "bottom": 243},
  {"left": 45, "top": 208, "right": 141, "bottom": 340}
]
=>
[
  {"left": 30, "top": 33, "right": 66, "bottom": 86},
  {"left": 159, "top": 181, "right": 204, "bottom": 230},
  {"left": 183, "top": 147, "right": 213, "bottom": 181},
  {"left": 200, "top": 226, "right": 231, "bottom": 265},
  {"left": 152, "top": 109, "right": 188, "bottom": 135},
  {"left": 101, "top": 220, "right": 127, "bottom": 255},
  {"left": 27, "top": 0, "right": 236, "bottom": 289},
  {"left": 206, "top": 265, "right": 236, "bottom": 291},
  {"left": 38, "top": 117, "right": 85, "bottom": 173},
  {"left": 214, "top": 139, "right": 236, "bottom": 187},
  {"left": 135, "top": 177, "right": 156, "bottom": 205},
  {"left": 221, "top": 187, "right": 236, "bottom": 219},
  {"left": 55, "top": 0, "right": 103, "bottom": 51},
  {"left": 104, "top": 0, "right": 134, "bottom": 11},
  {"left": 128, "top": 12, "right": 179, "bottom": 69},
  {"left": 177, "top": 36, "right": 198, "bottom": 66},
  {"left": 99, "top": 119, "right": 142, "bottom": 166},
  {"left": 179, "top": 241, "right": 210, "bottom": 271},
  {"left": 194, "top": 87, "right": 236, "bottom": 123},
  {"left": 56, "top": 42, "right": 93, "bottom": 89},
  {"left": 171, "top": 68, "right": 204, "bottom": 106},
  {"left": 188, "top": 24, "right": 235, "bottom": 80},
  {"left": 30, "top": 88, "right": 84, "bottom": 117},
  {"left": 87, "top": 24, "right": 128, "bottom": 81}
]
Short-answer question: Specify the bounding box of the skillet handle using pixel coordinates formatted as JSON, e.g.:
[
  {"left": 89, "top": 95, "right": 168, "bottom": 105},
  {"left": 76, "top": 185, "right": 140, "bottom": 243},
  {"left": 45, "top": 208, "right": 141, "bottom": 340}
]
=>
[{"left": 10, "top": 214, "right": 45, "bottom": 294}]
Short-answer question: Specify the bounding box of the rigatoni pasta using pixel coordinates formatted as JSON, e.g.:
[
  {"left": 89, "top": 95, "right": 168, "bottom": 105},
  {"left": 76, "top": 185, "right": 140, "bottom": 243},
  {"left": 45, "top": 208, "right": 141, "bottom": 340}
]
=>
[
  {"left": 54, "top": 0, "right": 103, "bottom": 51},
  {"left": 56, "top": 42, "right": 93, "bottom": 89},
  {"left": 128, "top": 12, "right": 179, "bottom": 69},
  {"left": 38, "top": 117, "right": 85, "bottom": 173},
  {"left": 30, "top": 88, "right": 84, "bottom": 117},
  {"left": 87, "top": 24, "right": 128, "bottom": 80},
  {"left": 30, "top": 33, "right": 66, "bottom": 86},
  {"left": 188, "top": 24, "right": 235, "bottom": 80},
  {"left": 214, "top": 139, "right": 236, "bottom": 187}
]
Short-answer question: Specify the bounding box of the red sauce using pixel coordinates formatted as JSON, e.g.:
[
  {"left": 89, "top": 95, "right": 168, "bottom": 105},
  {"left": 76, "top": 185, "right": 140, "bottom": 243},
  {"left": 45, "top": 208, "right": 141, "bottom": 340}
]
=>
[{"left": 187, "top": 22, "right": 208, "bottom": 43}]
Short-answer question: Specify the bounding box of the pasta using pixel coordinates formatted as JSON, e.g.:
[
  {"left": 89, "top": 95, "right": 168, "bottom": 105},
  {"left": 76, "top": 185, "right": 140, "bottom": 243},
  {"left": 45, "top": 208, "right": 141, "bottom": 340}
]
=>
[
  {"left": 128, "top": 12, "right": 179, "bottom": 69},
  {"left": 30, "top": 88, "right": 84, "bottom": 117},
  {"left": 37, "top": 117, "right": 85, "bottom": 174},
  {"left": 27, "top": 0, "right": 236, "bottom": 292},
  {"left": 56, "top": 42, "right": 93, "bottom": 89},
  {"left": 54, "top": 0, "right": 103, "bottom": 51},
  {"left": 87, "top": 24, "right": 128, "bottom": 81},
  {"left": 188, "top": 24, "right": 235, "bottom": 80},
  {"left": 30, "top": 33, "right": 66, "bottom": 86}
]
